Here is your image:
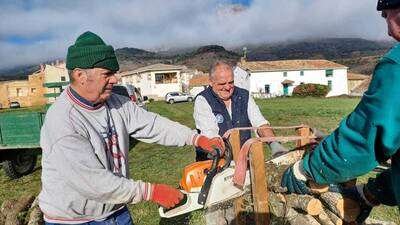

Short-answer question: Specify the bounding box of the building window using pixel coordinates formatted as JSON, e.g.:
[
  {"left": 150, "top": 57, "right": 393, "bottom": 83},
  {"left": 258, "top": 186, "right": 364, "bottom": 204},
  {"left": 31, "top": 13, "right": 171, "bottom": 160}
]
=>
[
  {"left": 264, "top": 85, "right": 270, "bottom": 94},
  {"left": 16, "top": 88, "right": 22, "bottom": 97},
  {"left": 155, "top": 72, "right": 178, "bottom": 84},
  {"left": 283, "top": 72, "right": 287, "bottom": 77},
  {"left": 326, "top": 69, "right": 333, "bottom": 77},
  {"left": 61, "top": 76, "right": 66, "bottom": 81},
  {"left": 300, "top": 71, "right": 304, "bottom": 76},
  {"left": 31, "top": 88, "right": 36, "bottom": 93},
  {"left": 328, "top": 80, "right": 332, "bottom": 90}
]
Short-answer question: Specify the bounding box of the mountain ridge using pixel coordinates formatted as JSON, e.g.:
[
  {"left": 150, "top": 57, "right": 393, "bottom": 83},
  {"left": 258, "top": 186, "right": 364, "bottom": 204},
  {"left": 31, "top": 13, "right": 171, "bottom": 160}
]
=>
[{"left": 0, "top": 38, "right": 395, "bottom": 80}]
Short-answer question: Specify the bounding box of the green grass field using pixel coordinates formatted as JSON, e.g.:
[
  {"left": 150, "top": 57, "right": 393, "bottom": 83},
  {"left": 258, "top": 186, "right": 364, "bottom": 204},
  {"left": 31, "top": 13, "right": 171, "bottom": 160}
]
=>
[{"left": 0, "top": 97, "right": 398, "bottom": 224}]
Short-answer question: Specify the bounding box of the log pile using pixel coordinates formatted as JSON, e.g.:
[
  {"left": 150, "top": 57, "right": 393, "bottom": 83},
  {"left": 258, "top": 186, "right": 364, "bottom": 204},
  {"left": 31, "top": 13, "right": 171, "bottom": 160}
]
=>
[
  {"left": 264, "top": 150, "right": 363, "bottom": 225},
  {"left": 0, "top": 195, "right": 43, "bottom": 225}
]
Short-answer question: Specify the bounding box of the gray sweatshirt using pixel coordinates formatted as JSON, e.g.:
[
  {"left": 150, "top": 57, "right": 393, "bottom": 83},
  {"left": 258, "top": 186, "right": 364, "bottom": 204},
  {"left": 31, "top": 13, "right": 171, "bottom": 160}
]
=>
[{"left": 39, "top": 87, "right": 196, "bottom": 223}]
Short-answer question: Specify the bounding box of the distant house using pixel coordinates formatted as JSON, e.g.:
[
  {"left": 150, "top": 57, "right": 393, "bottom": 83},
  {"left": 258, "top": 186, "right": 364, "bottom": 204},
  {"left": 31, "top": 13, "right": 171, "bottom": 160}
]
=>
[
  {"left": 189, "top": 74, "right": 209, "bottom": 96},
  {"left": 42, "top": 62, "right": 69, "bottom": 104},
  {"left": 0, "top": 64, "right": 53, "bottom": 108},
  {"left": 236, "top": 59, "right": 349, "bottom": 97},
  {"left": 120, "top": 63, "right": 195, "bottom": 99},
  {"left": 347, "top": 72, "right": 370, "bottom": 93}
]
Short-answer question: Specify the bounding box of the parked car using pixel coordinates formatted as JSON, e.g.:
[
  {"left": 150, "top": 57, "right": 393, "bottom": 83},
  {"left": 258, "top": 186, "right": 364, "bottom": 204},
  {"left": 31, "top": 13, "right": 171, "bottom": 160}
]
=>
[
  {"left": 112, "top": 84, "right": 148, "bottom": 110},
  {"left": 9, "top": 102, "right": 20, "bottom": 109},
  {"left": 165, "top": 92, "right": 193, "bottom": 104}
]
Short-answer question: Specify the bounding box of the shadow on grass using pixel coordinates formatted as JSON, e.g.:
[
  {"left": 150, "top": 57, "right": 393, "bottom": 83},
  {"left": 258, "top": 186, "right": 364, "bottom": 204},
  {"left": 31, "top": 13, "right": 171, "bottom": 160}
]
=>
[{"left": 159, "top": 213, "right": 191, "bottom": 225}]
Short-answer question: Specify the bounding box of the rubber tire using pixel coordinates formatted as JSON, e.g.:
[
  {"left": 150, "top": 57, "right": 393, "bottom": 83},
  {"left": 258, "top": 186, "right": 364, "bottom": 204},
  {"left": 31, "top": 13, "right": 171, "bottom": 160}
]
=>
[
  {"left": 187, "top": 97, "right": 193, "bottom": 102},
  {"left": 169, "top": 99, "right": 175, "bottom": 104},
  {"left": 2, "top": 153, "right": 37, "bottom": 179}
]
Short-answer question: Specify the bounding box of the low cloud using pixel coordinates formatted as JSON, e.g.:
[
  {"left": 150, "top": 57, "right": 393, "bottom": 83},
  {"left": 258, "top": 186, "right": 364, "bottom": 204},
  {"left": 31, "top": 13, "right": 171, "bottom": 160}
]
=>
[{"left": 0, "top": 0, "right": 388, "bottom": 70}]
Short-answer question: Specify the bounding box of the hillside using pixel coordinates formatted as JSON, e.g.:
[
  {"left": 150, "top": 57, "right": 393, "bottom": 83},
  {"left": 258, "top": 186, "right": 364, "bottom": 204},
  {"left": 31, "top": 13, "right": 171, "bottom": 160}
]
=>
[
  {"left": 116, "top": 47, "right": 167, "bottom": 72},
  {"left": 235, "top": 38, "right": 393, "bottom": 75},
  {"left": 173, "top": 45, "right": 240, "bottom": 72},
  {"left": 238, "top": 38, "right": 393, "bottom": 61},
  {"left": 0, "top": 38, "right": 395, "bottom": 79}
]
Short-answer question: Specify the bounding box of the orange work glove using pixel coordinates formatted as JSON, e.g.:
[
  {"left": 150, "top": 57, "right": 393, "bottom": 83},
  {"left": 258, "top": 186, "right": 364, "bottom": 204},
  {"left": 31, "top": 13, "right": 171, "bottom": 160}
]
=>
[
  {"left": 195, "top": 135, "right": 225, "bottom": 156},
  {"left": 150, "top": 184, "right": 184, "bottom": 209}
]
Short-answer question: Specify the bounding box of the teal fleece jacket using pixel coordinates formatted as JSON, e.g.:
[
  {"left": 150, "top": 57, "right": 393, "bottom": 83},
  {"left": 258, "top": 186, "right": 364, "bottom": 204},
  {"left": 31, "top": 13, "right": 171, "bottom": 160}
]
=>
[{"left": 302, "top": 44, "right": 400, "bottom": 206}]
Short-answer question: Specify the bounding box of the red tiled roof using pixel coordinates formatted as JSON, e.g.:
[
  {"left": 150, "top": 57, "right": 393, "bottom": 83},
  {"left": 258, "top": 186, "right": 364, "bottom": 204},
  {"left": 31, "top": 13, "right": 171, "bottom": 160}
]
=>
[
  {"left": 281, "top": 79, "right": 295, "bottom": 84},
  {"left": 239, "top": 59, "right": 347, "bottom": 72},
  {"left": 120, "top": 63, "right": 187, "bottom": 77},
  {"left": 189, "top": 75, "right": 209, "bottom": 87}
]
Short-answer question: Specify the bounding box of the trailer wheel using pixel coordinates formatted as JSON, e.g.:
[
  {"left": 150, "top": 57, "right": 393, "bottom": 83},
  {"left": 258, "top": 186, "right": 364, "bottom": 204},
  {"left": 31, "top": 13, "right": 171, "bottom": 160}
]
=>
[{"left": 2, "top": 152, "right": 37, "bottom": 179}]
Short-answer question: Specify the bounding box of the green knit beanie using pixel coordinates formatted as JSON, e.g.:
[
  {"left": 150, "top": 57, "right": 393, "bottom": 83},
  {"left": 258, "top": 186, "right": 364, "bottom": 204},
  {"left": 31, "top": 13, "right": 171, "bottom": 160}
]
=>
[{"left": 66, "top": 31, "right": 119, "bottom": 72}]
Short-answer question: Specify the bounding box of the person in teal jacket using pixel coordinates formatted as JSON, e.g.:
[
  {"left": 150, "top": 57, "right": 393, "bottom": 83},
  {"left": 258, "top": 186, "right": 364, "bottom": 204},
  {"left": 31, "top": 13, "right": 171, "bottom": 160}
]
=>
[{"left": 281, "top": 0, "right": 400, "bottom": 223}]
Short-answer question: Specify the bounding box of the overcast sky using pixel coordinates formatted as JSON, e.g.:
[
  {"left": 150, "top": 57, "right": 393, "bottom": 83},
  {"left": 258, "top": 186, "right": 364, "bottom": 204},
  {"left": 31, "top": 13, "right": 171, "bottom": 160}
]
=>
[{"left": 0, "top": 0, "right": 388, "bottom": 71}]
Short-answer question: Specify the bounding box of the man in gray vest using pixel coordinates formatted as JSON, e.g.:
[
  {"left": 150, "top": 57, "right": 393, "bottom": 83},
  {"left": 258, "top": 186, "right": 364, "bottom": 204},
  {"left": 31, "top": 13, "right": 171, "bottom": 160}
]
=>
[{"left": 39, "top": 31, "right": 224, "bottom": 225}]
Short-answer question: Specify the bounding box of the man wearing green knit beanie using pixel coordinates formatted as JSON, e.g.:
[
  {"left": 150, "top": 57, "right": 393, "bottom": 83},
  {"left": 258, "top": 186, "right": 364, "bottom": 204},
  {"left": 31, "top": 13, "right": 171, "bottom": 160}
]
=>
[
  {"left": 39, "top": 31, "right": 225, "bottom": 225},
  {"left": 66, "top": 31, "right": 119, "bottom": 73}
]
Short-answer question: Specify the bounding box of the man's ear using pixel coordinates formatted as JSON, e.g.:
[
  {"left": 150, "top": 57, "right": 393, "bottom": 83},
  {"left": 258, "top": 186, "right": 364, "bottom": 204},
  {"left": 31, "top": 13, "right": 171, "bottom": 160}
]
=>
[{"left": 73, "top": 68, "right": 87, "bottom": 85}]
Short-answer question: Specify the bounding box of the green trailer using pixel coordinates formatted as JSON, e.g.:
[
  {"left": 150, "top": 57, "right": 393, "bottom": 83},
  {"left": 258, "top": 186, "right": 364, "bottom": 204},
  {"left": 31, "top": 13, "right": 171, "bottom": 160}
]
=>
[{"left": 0, "top": 111, "right": 45, "bottom": 179}]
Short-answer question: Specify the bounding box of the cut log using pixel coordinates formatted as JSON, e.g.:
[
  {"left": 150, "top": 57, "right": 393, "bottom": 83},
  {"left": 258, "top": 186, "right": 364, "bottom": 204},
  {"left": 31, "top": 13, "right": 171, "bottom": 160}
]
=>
[
  {"left": 320, "top": 192, "right": 360, "bottom": 222},
  {"left": 265, "top": 162, "right": 291, "bottom": 193},
  {"left": 316, "top": 210, "right": 336, "bottom": 225},
  {"left": 5, "top": 194, "right": 35, "bottom": 225},
  {"left": 268, "top": 193, "right": 287, "bottom": 218},
  {"left": 289, "top": 213, "right": 321, "bottom": 225},
  {"left": 308, "top": 181, "right": 329, "bottom": 194},
  {"left": 323, "top": 209, "right": 343, "bottom": 225},
  {"left": 266, "top": 161, "right": 329, "bottom": 195},
  {"left": 268, "top": 150, "right": 305, "bottom": 166},
  {"left": 284, "top": 194, "right": 323, "bottom": 216}
]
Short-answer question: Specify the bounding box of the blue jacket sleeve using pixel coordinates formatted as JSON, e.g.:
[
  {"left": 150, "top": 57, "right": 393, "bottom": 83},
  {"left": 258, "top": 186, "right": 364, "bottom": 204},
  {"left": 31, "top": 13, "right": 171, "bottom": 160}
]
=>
[{"left": 302, "top": 59, "right": 400, "bottom": 184}]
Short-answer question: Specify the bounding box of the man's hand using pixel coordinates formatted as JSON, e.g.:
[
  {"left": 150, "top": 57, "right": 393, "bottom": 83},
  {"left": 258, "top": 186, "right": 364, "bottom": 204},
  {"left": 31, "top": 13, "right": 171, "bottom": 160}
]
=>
[
  {"left": 195, "top": 135, "right": 225, "bottom": 156},
  {"left": 150, "top": 184, "right": 184, "bottom": 209},
  {"left": 257, "top": 124, "right": 275, "bottom": 138},
  {"left": 281, "top": 161, "right": 311, "bottom": 195}
]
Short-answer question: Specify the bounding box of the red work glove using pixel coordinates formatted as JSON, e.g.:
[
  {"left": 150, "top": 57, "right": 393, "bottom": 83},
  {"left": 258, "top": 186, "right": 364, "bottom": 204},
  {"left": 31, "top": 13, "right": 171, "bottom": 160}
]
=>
[
  {"left": 150, "top": 184, "right": 184, "bottom": 209},
  {"left": 195, "top": 135, "right": 225, "bottom": 156}
]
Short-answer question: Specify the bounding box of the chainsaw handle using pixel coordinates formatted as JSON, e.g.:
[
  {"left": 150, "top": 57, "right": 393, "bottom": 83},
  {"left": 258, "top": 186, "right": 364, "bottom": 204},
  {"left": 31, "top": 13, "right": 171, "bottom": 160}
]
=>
[
  {"left": 198, "top": 148, "right": 221, "bottom": 205},
  {"left": 222, "top": 138, "right": 233, "bottom": 170},
  {"left": 161, "top": 193, "right": 188, "bottom": 213}
]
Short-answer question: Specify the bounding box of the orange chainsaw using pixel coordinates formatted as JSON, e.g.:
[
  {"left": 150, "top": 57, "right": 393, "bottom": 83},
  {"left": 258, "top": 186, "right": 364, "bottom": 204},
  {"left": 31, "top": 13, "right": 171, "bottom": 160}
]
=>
[{"left": 159, "top": 139, "right": 250, "bottom": 218}]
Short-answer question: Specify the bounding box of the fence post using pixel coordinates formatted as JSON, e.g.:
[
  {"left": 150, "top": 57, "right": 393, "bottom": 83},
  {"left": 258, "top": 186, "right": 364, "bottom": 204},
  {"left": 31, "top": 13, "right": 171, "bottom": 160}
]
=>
[
  {"left": 229, "top": 130, "right": 246, "bottom": 225},
  {"left": 249, "top": 142, "right": 270, "bottom": 225}
]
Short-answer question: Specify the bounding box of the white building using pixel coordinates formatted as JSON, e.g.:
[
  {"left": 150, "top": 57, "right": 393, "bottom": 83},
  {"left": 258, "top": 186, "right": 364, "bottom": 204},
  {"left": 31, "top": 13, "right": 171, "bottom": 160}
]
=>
[
  {"left": 119, "top": 63, "right": 195, "bottom": 99},
  {"left": 189, "top": 74, "right": 209, "bottom": 97},
  {"left": 235, "top": 59, "right": 349, "bottom": 97}
]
